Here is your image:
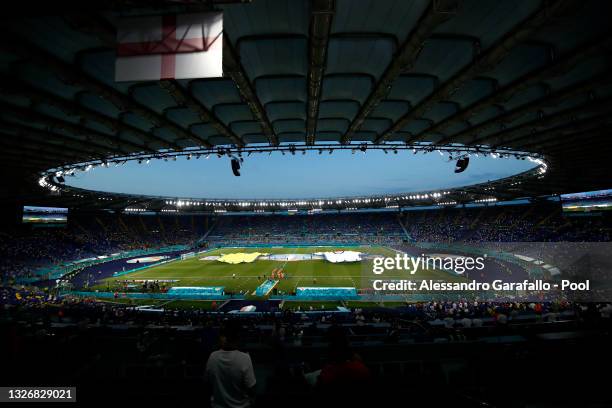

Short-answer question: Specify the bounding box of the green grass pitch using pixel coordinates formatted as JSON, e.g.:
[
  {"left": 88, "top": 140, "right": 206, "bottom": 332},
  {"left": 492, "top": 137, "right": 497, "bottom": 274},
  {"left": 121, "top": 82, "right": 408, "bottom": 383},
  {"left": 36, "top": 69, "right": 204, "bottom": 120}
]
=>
[{"left": 96, "top": 245, "right": 464, "bottom": 295}]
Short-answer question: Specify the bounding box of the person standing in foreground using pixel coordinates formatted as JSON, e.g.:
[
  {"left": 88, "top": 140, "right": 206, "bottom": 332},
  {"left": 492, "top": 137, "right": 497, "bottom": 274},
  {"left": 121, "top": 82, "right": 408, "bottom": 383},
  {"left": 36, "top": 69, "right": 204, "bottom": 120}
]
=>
[{"left": 206, "top": 321, "right": 256, "bottom": 408}]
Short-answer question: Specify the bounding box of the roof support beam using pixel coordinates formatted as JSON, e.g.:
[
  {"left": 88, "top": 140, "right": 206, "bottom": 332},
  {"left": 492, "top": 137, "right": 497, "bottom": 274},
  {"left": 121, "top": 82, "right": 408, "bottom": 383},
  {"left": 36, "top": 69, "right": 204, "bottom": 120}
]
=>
[
  {"left": 0, "top": 102, "right": 142, "bottom": 156},
  {"left": 0, "top": 120, "right": 114, "bottom": 158},
  {"left": 0, "top": 130, "right": 96, "bottom": 159},
  {"left": 0, "top": 139, "right": 81, "bottom": 163},
  {"left": 0, "top": 153, "right": 61, "bottom": 169},
  {"left": 61, "top": 15, "right": 238, "bottom": 147},
  {"left": 487, "top": 98, "right": 612, "bottom": 149},
  {"left": 341, "top": 0, "right": 457, "bottom": 144},
  {"left": 159, "top": 79, "right": 244, "bottom": 147},
  {"left": 445, "top": 73, "right": 612, "bottom": 146},
  {"left": 0, "top": 76, "right": 182, "bottom": 151},
  {"left": 541, "top": 142, "right": 608, "bottom": 162},
  {"left": 522, "top": 125, "right": 612, "bottom": 152},
  {"left": 0, "top": 161, "right": 46, "bottom": 173},
  {"left": 500, "top": 119, "right": 612, "bottom": 151},
  {"left": 306, "top": 0, "right": 335, "bottom": 145},
  {"left": 375, "top": 0, "right": 578, "bottom": 144},
  {"left": 0, "top": 32, "right": 210, "bottom": 148},
  {"left": 224, "top": 38, "right": 275, "bottom": 146},
  {"left": 434, "top": 37, "right": 612, "bottom": 145}
]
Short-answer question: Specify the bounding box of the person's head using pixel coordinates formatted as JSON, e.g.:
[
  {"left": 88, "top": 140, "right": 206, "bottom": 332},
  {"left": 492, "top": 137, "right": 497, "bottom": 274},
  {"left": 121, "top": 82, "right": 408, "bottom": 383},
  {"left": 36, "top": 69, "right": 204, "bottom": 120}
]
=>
[{"left": 219, "top": 320, "right": 241, "bottom": 350}]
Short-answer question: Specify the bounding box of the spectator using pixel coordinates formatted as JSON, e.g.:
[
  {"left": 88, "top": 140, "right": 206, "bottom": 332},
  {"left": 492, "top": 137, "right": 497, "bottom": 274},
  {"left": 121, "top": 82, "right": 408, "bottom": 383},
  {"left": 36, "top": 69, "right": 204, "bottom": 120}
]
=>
[
  {"left": 205, "top": 321, "right": 256, "bottom": 408},
  {"left": 316, "top": 325, "right": 370, "bottom": 397}
]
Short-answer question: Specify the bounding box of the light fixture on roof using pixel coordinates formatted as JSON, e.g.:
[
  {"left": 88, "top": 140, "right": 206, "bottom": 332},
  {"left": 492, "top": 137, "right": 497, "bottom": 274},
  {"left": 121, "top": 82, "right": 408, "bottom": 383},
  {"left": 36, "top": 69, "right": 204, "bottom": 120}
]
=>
[
  {"left": 455, "top": 157, "right": 470, "bottom": 173},
  {"left": 230, "top": 156, "right": 241, "bottom": 177}
]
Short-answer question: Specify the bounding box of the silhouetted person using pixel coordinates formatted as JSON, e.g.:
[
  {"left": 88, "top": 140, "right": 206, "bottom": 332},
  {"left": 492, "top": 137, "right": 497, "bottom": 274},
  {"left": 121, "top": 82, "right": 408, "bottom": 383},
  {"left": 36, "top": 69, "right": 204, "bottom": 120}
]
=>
[
  {"left": 205, "top": 321, "right": 256, "bottom": 408},
  {"left": 316, "top": 325, "right": 371, "bottom": 404}
]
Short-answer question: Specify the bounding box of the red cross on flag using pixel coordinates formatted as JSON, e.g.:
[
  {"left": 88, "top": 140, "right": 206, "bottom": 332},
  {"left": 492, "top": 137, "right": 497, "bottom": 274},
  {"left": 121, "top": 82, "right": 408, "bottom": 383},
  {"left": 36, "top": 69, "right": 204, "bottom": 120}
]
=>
[{"left": 115, "top": 12, "right": 223, "bottom": 81}]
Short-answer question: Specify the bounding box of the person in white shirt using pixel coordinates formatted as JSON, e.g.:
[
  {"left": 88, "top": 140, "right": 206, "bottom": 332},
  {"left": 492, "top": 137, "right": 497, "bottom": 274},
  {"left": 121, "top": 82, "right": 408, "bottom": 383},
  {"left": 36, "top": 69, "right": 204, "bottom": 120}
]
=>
[{"left": 206, "top": 322, "right": 256, "bottom": 408}]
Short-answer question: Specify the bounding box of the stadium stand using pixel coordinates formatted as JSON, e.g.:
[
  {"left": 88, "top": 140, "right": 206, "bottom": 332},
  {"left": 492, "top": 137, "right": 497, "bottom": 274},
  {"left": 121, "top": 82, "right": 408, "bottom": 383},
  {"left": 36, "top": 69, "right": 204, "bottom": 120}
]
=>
[
  {"left": 1, "top": 0, "right": 611, "bottom": 405},
  {"left": 402, "top": 204, "right": 612, "bottom": 242},
  {"left": 207, "top": 212, "right": 406, "bottom": 245},
  {"left": 2, "top": 289, "right": 611, "bottom": 406},
  {"left": 2, "top": 204, "right": 611, "bottom": 286}
]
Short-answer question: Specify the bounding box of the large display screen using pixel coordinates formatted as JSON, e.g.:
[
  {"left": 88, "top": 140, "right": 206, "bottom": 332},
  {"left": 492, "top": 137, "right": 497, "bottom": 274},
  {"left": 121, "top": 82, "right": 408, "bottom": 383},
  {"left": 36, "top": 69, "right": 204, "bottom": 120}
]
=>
[
  {"left": 22, "top": 206, "right": 68, "bottom": 225},
  {"left": 561, "top": 189, "right": 612, "bottom": 213}
]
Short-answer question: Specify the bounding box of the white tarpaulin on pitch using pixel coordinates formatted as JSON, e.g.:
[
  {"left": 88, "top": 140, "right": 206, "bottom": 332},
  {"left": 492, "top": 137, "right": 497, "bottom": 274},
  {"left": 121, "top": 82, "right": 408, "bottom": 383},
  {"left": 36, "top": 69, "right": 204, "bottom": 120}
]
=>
[
  {"left": 115, "top": 12, "right": 223, "bottom": 81},
  {"left": 126, "top": 256, "right": 168, "bottom": 264},
  {"left": 315, "top": 251, "right": 363, "bottom": 263}
]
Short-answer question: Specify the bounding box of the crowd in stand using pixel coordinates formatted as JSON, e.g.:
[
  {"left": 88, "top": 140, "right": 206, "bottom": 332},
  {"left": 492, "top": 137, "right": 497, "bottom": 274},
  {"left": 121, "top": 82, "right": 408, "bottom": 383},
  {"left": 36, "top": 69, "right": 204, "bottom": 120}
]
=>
[
  {"left": 403, "top": 204, "right": 612, "bottom": 242},
  {"left": 2, "top": 204, "right": 611, "bottom": 286},
  {"left": 208, "top": 212, "right": 406, "bottom": 246},
  {"left": 208, "top": 205, "right": 612, "bottom": 246},
  {"left": 3, "top": 288, "right": 610, "bottom": 406},
  {"left": 2, "top": 285, "right": 609, "bottom": 328},
  {"left": 0, "top": 212, "right": 206, "bottom": 284}
]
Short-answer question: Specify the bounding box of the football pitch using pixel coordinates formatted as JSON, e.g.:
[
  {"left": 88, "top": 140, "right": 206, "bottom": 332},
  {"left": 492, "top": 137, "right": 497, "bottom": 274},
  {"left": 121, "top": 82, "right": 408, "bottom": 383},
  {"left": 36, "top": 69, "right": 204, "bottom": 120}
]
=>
[{"left": 96, "top": 245, "right": 464, "bottom": 295}]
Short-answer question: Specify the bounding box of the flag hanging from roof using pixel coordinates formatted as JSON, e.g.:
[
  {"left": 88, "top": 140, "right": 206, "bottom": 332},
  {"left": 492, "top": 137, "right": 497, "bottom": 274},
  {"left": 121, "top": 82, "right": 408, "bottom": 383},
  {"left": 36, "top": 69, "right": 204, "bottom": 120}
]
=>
[{"left": 115, "top": 12, "right": 223, "bottom": 81}]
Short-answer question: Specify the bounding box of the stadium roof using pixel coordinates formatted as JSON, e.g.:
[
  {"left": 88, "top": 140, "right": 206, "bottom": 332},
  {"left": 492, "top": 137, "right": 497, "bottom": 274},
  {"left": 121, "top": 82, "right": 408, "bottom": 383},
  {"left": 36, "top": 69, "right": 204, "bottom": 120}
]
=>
[{"left": 1, "top": 0, "right": 611, "bottom": 211}]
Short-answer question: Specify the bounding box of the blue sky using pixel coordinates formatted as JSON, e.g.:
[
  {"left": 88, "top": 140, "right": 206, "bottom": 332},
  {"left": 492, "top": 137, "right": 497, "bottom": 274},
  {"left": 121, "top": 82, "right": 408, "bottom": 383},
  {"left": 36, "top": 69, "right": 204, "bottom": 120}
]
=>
[{"left": 67, "top": 150, "right": 535, "bottom": 199}]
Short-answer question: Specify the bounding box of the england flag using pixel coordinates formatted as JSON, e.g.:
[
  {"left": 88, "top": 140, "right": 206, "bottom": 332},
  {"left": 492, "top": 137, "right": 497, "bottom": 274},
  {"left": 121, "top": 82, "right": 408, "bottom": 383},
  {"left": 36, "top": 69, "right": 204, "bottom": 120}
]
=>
[{"left": 115, "top": 12, "right": 223, "bottom": 81}]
